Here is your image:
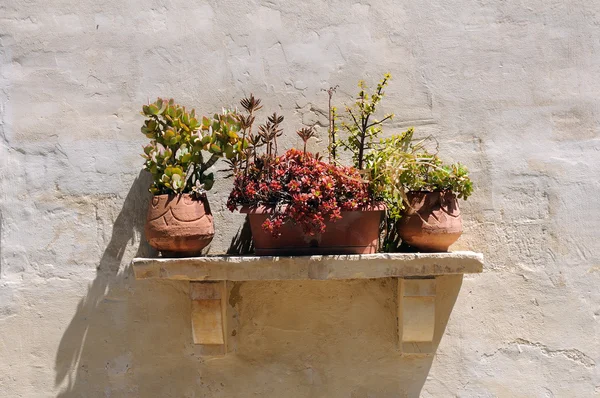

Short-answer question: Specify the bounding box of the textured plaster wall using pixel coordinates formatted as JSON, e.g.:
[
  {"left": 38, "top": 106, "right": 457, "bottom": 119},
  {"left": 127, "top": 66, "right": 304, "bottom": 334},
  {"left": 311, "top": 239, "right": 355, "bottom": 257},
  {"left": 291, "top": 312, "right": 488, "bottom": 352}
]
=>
[{"left": 1, "top": 0, "right": 599, "bottom": 396}]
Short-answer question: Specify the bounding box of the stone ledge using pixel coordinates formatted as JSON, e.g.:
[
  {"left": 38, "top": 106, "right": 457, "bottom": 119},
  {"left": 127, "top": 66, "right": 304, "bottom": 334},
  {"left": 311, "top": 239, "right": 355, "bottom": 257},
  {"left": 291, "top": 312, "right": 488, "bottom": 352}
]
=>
[
  {"left": 132, "top": 252, "right": 483, "bottom": 354},
  {"left": 131, "top": 251, "right": 483, "bottom": 281}
]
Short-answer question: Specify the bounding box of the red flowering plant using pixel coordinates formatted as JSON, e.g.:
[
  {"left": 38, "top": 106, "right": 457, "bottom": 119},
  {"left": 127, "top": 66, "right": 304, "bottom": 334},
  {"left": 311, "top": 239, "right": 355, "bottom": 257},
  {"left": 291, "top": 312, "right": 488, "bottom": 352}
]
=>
[
  {"left": 226, "top": 96, "right": 373, "bottom": 237},
  {"left": 227, "top": 147, "right": 371, "bottom": 236}
]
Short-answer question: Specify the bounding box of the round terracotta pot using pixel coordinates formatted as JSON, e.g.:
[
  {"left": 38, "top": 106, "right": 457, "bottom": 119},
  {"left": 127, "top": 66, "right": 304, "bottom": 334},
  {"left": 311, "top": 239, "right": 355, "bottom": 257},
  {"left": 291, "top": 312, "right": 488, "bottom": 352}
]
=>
[
  {"left": 397, "top": 191, "right": 462, "bottom": 252},
  {"left": 145, "top": 194, "right": 214, "bottom": 256},
  {"left": 240, "top": 204, "right": 385, "bottom": 256}
]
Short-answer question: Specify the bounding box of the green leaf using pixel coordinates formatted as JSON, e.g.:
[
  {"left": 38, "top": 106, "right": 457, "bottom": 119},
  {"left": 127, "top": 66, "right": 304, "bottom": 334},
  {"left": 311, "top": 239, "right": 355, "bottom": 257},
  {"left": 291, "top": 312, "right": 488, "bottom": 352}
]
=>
[
  {"left": 166, "top": 106, "right": 175, "bottom": 118},
  {"left": 181, "top": 153, "right": 192, "bottom": 164},
  {"left": 158, "top": 100, "right": 167, "bottom": 115},
  {"left": 148, "top": 104, "right": 160, "bottom": 115},
  {"left": 171, "top": 174, "right": 183, "bottom": 190},
  {"left": 224, "top": 144, "right": 234, "bottom": 159},
  {"left": 188, "top": 118, "right": 199, "bottom": 130},
  {"left": 202, "top": 173, "right": 214, "bottom": 191},
  {"left": 163, "top": 129, "right": 175, "bottom": 142}
]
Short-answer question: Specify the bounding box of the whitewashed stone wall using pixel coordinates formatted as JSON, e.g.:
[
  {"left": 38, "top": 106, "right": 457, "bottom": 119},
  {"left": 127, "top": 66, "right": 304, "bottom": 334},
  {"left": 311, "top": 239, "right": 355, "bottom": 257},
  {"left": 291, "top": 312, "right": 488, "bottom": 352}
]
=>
[{"left": 1, "top": 0, "right": 599, "bottom": 396}]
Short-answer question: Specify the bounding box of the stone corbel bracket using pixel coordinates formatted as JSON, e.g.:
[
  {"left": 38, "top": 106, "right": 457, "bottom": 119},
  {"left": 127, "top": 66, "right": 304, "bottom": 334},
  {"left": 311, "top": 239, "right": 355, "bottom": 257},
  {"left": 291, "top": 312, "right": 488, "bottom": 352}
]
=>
[
  {"left": 190, "top": 281, "right": 227, "bottom": 347},
  {"left": 399, "top": 278, "right": 436, "bottom": 354},
  {"left": 132, "top": 252, "right": 483, "bottom": 355}
]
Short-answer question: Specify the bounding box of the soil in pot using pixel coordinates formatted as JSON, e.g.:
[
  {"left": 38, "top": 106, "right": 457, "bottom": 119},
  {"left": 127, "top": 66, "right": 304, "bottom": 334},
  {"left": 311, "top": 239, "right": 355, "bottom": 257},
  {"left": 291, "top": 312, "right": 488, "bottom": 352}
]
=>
[
  {"left": 397, "top": 191, "right": 462, "bottom": 252},
  {"left": 145, "top": 193, "right": 214, "bottom": 256},
  {"left": 241, "top": 205, "right": 385, "bottom": 256}
]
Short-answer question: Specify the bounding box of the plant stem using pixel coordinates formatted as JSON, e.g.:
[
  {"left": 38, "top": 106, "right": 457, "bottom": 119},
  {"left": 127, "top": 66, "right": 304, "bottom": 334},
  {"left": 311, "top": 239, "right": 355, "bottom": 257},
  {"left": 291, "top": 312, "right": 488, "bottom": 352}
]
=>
[
  {"left": 331, "top": 112, "right": 337, "bottom": 161},
  {"left": 366, "top": 114, "right": 393, "bottom": 129},
  {"left": 328, "top": 93, "right": 332, "bottom": 162},
  {"left": 358, "top": 113, "right": 369, "bottom": 170},
  {"left": 327, "top": 86, "right": 338, "bottom": 163},
  {"left": 201, "top": 154, "right": 219, "bottom": 173}
]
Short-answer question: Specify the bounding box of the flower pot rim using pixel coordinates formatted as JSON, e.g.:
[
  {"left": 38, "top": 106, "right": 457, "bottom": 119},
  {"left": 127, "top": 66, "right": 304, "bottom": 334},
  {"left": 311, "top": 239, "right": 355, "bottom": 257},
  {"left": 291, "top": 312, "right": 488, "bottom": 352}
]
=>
[
  {"left": 151, "top": 193, "right": 210, "bottom": 203},
  {"left": 238, "top": 202, "right": 386, "bottom": 214},
  {"left": 406, "top": 190, "right": 457, "bottom": 196},
  {"left": 151, "top": 192, "right": 201, "bottom": 198}
]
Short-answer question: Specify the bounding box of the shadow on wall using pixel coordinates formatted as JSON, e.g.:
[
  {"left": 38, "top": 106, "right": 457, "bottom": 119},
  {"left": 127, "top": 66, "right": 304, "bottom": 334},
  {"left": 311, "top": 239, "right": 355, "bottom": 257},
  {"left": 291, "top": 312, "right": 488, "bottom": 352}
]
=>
[
  {"left": 54, "top": 172, "right": 463, "bottom": 397},
  {"left": 227, "top": 217, "right": 253, "bottom": 255},
  {"left": 54, "top": 171, "right": 157, "bottom": 396}
]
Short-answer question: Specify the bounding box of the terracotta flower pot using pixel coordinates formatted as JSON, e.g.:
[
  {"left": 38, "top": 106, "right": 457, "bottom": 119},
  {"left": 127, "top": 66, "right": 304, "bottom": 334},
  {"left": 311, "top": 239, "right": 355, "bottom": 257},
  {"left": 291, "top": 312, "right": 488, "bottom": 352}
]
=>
[
  {"left": 397, "top": 191, "right": 462, "bottom": 252},
  {"left": 241, "top": 205, "right": 385, "bottom": 256},
  {"left": 145, "top": 194, "right": 214, "bottom": 256}
]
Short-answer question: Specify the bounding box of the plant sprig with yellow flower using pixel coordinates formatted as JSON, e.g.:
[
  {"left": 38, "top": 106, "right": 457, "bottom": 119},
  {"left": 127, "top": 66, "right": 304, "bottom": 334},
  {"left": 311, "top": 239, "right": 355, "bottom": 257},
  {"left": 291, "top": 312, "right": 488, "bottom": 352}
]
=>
[{"left": 336, "top": 73, "right": 395, "bottom": 171}]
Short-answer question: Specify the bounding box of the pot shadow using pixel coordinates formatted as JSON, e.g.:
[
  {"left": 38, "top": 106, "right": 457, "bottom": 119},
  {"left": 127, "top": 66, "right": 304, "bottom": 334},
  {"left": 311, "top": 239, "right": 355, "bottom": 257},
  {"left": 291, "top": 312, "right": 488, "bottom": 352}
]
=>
[
  {"left": 381, "top": 218, "right": 402, "bottom": 252},
  {"left": 54, "top": 171, "right": 157, "bottom": 396},
  {"left": 54, "top": 170, "right": 226, "bottom": 397},
  {"left": 226, "top": 216, "right": 253, "bottom": 255}
]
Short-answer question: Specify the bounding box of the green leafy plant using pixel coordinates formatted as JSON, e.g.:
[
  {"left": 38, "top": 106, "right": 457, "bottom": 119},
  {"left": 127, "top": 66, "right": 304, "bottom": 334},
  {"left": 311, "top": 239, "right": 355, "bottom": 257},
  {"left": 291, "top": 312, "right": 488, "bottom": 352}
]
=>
[
  {"left": 140, "top": 98, "right": 247, "bottom": 195},
  {"left": 336, "top": 73, "right": 394, "bottom": 170},
  {"left": 326, "top": 85, "right": 339, "bottom": 162},
  {"left": 364, "top": 128, "right": 418, "bottom": 220},
  {"left": 399, "top": 156, "right": 473, "bottom": 199},
  {"left": 367, "top": 128, "right": 473, "bottom": 219}
]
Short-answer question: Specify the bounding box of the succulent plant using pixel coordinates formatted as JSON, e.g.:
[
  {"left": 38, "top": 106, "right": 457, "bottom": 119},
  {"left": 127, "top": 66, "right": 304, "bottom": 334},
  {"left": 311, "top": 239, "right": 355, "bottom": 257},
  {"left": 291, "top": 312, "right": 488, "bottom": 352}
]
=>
[
  {"left": 296, "top": 127, "right": 316, "bottom": 155},
  {"left": 227, "top": 148, "right": 371, "bottom": 237},
  {"left": 258, "top": 112, "right": 284, "bottom": 157},
  {"left": 140, "top": 98, "right": 248, "bottom": 195}
]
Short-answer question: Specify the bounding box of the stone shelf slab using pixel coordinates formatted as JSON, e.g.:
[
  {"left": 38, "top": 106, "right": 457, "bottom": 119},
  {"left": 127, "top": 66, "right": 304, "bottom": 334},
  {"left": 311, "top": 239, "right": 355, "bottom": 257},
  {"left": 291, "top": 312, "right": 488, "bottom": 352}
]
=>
[
  {"left": 132, "top": 252, "right": 483, "bottom": 354},
  {"left": 132, "top": 251, "right": 483, "bottom": 281}
]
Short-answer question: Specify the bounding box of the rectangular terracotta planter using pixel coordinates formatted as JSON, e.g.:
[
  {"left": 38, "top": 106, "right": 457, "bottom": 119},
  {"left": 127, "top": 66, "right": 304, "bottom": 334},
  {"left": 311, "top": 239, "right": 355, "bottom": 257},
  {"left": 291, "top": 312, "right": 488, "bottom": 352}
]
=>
[{"left": 240, "top": 205, "right": 385, "bottom": 256}]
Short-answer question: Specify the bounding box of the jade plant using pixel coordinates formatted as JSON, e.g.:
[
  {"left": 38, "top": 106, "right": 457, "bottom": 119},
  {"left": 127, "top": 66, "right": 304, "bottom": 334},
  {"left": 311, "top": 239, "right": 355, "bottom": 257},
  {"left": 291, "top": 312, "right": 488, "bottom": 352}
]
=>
[{"left": 140, "top": 98, "right": 248, "bottom": 195}]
